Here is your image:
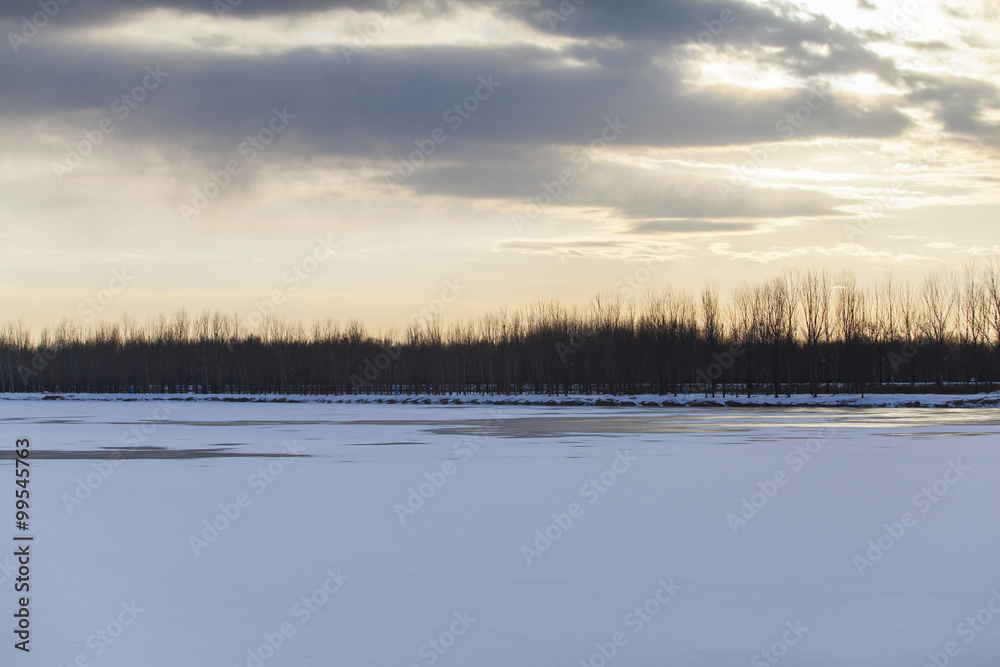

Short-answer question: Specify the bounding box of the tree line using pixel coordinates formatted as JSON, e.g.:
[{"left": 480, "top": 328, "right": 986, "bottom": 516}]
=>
[{"left": 2, "top": 263, "right": 1000, "bottom": 397}]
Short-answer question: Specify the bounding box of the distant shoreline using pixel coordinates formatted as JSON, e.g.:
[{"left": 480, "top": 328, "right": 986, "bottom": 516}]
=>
[{"left": 3, "top": 391, "right": 999, "bottom": 409}]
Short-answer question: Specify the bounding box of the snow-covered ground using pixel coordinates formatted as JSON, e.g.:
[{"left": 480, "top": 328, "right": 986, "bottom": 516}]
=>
[{"left": 1, "top": 398, "right": 998, "bottom": 665}]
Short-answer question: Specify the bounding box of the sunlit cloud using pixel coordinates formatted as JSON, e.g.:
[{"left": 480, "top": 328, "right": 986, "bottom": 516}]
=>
[{"left": 0, "top": 0, "right": 997, "bottom": 329}]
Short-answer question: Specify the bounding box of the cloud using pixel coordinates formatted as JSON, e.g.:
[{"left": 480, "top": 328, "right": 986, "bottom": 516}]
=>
[
  {"left": 708, "top": 241, "right": 932, "bottom": 263},
  {"left": 498, "top": 237, "right": 693, "bottom": 260},
  {"left": 629, "top": 220, "right": 759, "bottom": 234},
  {"left": 400, "top": 145, "right": 856, "bottom": 222},
  {"left": 616, "top": 183, "right": 851, "bottom": 220},
  {"left": 0, "top": 0, "right": 398, "bottom": 23},
  {"left": 904, "top": 72, "right": 1000, "bottom": 145},
  {"left": 2, "top": 41, "right": 910, "bottom": 145},
  {"left": 504, "top": 0, "right": 901, "bottom": 82},
  {"left": 0, "top": 0, "right": 996, "bottom": 313}
]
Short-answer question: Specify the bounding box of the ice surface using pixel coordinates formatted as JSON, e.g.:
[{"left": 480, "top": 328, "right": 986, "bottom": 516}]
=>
[{"left": 0, "top": 396, "right": 998, "bottom": 666}]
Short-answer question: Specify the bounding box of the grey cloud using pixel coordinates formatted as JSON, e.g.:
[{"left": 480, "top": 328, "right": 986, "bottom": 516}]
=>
[
  {"left": 619, "top": 185, "right": 848, "bottom": 220},
  {"left": 0, "top": 42, "right": 911, "bottom": 161},
  {"left": 403, "top": 151, "right": 852, "bottom": 221},
  {"left": 905, "top": 72, "right": 1000, "bottom": 144},
  {"left": 4, "top": 0, "right": 899, "bottom": 85},
  {"left": 497, "top": 238, "right": 693, "bottom": 260},
  {"left": 503, "top": 0, "right": 900, "bottom": 81},
  {"left": 629, "top": 220, "right": 759, "bottom": 234},
  {"left": 0, "top": 0, "right": 397, "bottom": 22}
]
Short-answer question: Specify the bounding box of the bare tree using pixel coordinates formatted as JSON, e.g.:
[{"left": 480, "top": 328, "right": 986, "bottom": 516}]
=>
[
  {"left": 730, "top": 284, "right": 761, "bottom": 397},
  {"left": 920, "top": 271, "right": 958, "bottom": 390},
  {"left": 2, "top": 266, "right": 995, "bottom": 398},
  {"left": 836, "top": 271, "right": 868, "bottom": 393},
  {"left": 701, "top": 282, "right": 722, "bottom": 396},
  {"left": 796, "top": 268, "right": 829, "bottom": 395},
  {"left": 959, "top": 262, "right": 989, "bottom": 389}
]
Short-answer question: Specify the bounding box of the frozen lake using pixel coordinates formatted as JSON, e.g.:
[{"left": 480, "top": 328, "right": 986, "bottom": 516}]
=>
[{"left": 2, "top": 398, "right": 999, "bottom": 666}]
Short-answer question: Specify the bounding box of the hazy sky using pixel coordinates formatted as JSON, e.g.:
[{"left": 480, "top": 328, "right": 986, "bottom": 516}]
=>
[{"left": 1, "top": 0, "right": 998, "bottom": 331}]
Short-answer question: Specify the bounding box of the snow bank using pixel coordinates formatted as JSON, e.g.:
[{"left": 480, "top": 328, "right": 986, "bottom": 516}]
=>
[{"left": 3, "top": 390, "right": 1000, "bottom": 408}]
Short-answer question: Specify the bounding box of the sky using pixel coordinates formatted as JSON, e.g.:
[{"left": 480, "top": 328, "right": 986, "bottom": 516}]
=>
[{"left": 1, "top": 0, "right": 998, "bottom": 332}]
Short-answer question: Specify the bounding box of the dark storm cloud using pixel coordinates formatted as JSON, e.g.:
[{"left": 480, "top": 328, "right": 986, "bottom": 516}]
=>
[
  {"left": 0, "top": 40, "right": 911, "bottom": 159},
  {"left": 502, "top": 0, "right": 809, "bottom": 46},
  {"left": 3, "top": 0, "right": 899, "bottom": 84},
  {"left": 2, "top": 0, "right": 987, "bottom": 227},
  {"left": 0, "top": 0, "right": 393, "bottom": 22},
  {"left": 501, "top": 0, "right": 900, "bottom": 81},
  {"left": 904, "top": 73, "right": 1000, "bottom": 145},
  {"left": 0, "top": 0, "right": 912, "bottom": 159}
]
